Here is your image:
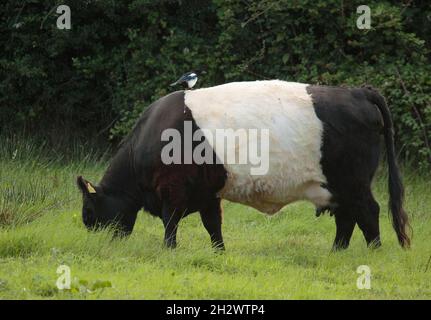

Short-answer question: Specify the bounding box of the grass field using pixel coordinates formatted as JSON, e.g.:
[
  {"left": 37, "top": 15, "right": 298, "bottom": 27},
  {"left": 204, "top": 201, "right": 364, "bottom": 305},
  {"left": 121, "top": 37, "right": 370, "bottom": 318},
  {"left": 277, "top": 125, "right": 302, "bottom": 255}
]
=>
[{"left": 0, "top": 136, "right": 430, "bottom": 299}]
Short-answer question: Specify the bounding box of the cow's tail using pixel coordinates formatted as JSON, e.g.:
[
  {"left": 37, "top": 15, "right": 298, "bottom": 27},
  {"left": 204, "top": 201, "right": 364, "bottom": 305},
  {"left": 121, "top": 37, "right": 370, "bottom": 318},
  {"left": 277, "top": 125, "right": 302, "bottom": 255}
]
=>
[{"left": 364, "top": 87, "right": 411, "bottom": 248}]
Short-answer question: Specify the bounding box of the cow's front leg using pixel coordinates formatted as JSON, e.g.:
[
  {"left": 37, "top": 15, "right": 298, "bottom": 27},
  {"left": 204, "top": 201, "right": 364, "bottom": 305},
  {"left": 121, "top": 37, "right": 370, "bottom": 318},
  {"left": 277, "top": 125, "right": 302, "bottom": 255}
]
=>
[
  {"left": 162, "top": 202, "right": 183, "bottom": 248},
  {"left": 199, "top": 197, "right": 225, "bottom": 250}
]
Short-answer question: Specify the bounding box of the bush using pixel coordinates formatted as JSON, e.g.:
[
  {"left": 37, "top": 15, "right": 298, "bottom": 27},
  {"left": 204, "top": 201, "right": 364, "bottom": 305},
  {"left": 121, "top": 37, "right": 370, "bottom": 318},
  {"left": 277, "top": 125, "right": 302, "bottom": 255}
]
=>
[{"left": 1, "top": 0, "right": 430, "bottom": 167}]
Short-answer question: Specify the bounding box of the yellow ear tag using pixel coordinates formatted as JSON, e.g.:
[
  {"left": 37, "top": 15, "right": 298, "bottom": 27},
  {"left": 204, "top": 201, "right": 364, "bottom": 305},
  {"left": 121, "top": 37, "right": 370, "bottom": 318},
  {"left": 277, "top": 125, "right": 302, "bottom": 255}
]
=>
[{"left": 87, "top": 183, "right": 97, "bottom": 194}]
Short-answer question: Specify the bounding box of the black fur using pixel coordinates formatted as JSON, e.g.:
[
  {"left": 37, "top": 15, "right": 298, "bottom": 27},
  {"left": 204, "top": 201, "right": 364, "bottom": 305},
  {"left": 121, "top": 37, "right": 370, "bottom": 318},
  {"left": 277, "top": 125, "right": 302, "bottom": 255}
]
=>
[
  {"left": 77, "top": 91, "right": 227, "bottom": 248},
  {"left": 307, "top": 85, "right": 410, "bottom": 249}
]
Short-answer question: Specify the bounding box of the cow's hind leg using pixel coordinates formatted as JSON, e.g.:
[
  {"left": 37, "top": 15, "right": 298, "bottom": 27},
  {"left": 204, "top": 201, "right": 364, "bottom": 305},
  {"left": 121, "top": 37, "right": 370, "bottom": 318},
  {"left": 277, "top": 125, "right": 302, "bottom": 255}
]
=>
[
  {"left": 355, "top": 191, "right": 381, "bottom": 248},
  {"left": 332, "top": 208, "right": 356, "bottom": 251},
  {"left": 199, "top": 197, "right": 225, "bottom": 250},
  {"left": 333, "top": 190, "right": 381, "bottom": 250}
]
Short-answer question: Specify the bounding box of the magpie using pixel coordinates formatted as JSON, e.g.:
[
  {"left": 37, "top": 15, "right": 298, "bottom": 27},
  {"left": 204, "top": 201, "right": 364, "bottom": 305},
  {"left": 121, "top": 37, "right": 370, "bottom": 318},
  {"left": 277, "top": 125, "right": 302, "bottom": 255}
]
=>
[{"left": 170, "top": 71, "right": 205, "bottom": 89}]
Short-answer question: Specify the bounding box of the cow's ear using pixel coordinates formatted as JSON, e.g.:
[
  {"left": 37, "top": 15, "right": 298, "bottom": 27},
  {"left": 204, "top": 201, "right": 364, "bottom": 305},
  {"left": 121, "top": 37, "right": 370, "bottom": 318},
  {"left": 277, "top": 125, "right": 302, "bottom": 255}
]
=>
[{"left": 77, "top": 176, "right": 97, "bottom": 195}]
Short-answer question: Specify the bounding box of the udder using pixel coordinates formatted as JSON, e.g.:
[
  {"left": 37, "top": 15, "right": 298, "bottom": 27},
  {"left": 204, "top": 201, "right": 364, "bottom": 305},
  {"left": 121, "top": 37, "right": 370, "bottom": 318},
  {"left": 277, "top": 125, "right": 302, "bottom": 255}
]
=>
[
  {"left": 302, "top": 182, "right": 333, "bottom": 207},
  {"left": 219, "top": 176, "right": 333, "bottom": 215}
]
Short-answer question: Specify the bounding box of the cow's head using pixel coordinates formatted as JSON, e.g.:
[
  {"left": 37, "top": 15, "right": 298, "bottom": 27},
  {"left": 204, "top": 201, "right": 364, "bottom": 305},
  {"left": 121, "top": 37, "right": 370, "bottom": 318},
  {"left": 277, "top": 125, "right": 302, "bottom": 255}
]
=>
[{"left": 76, "top": 176, "right": 138, "bottom": 236}]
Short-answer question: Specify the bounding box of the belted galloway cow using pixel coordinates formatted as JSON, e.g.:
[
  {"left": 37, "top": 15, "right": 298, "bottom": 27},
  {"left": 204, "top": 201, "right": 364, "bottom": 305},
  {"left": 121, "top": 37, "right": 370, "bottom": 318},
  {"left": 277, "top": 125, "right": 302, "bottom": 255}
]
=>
[{"left": 77, "top": 80, "right": 410, "bottom": 250}]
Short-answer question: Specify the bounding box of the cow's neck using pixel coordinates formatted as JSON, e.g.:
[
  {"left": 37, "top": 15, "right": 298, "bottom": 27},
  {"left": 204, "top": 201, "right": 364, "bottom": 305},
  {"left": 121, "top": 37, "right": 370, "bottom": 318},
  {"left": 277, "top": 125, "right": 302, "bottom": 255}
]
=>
[{"left": 99, "top": 141, "right": 143, "bottom": 209}]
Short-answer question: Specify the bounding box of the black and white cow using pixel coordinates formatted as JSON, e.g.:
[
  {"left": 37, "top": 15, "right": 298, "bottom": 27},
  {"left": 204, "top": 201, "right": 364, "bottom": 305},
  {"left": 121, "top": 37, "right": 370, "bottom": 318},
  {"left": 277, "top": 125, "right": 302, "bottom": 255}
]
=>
[{"left": 77, "top": 80, "right": 410, "bottom": 250}]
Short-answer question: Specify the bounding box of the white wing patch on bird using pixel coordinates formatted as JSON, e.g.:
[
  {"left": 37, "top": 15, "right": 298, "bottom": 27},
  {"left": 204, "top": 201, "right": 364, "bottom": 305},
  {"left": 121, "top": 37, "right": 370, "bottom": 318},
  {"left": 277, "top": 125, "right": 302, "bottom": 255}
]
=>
[
  {"left": 187, "top": 77, "right": 198, "bottom": 88},
  {"left": 171, "top": 72, "right": 199, "bottom": 89}
]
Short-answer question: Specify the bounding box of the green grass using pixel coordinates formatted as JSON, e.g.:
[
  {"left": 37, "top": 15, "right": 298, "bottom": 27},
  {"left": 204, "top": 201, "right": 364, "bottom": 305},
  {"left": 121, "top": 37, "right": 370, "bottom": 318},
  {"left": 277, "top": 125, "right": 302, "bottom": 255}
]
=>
[{"left": 0, "top": 136, "right": 430, "bottom": 299}]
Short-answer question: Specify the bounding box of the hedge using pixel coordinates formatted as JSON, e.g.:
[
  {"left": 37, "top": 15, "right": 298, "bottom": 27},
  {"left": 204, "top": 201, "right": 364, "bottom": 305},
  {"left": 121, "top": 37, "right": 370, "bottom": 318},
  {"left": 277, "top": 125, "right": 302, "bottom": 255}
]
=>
[{"left": 1, "top": 0, "right": 430, "bottom": 167}]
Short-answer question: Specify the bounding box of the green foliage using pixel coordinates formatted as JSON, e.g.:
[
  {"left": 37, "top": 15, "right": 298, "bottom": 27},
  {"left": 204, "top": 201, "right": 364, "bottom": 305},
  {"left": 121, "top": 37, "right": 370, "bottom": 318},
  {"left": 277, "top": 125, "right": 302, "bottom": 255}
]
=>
[
  {"left": 0, "top": 132, "right": 109, "bottom": 227},
  {"left": 1, "top": 0, "right": 430, "bottom": 167},
  {"left": 28, "top": 274, "right": 112, "bottom": 297},
  {"left": 65, "top": 278, "right": 112, "bottom": 296}
]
